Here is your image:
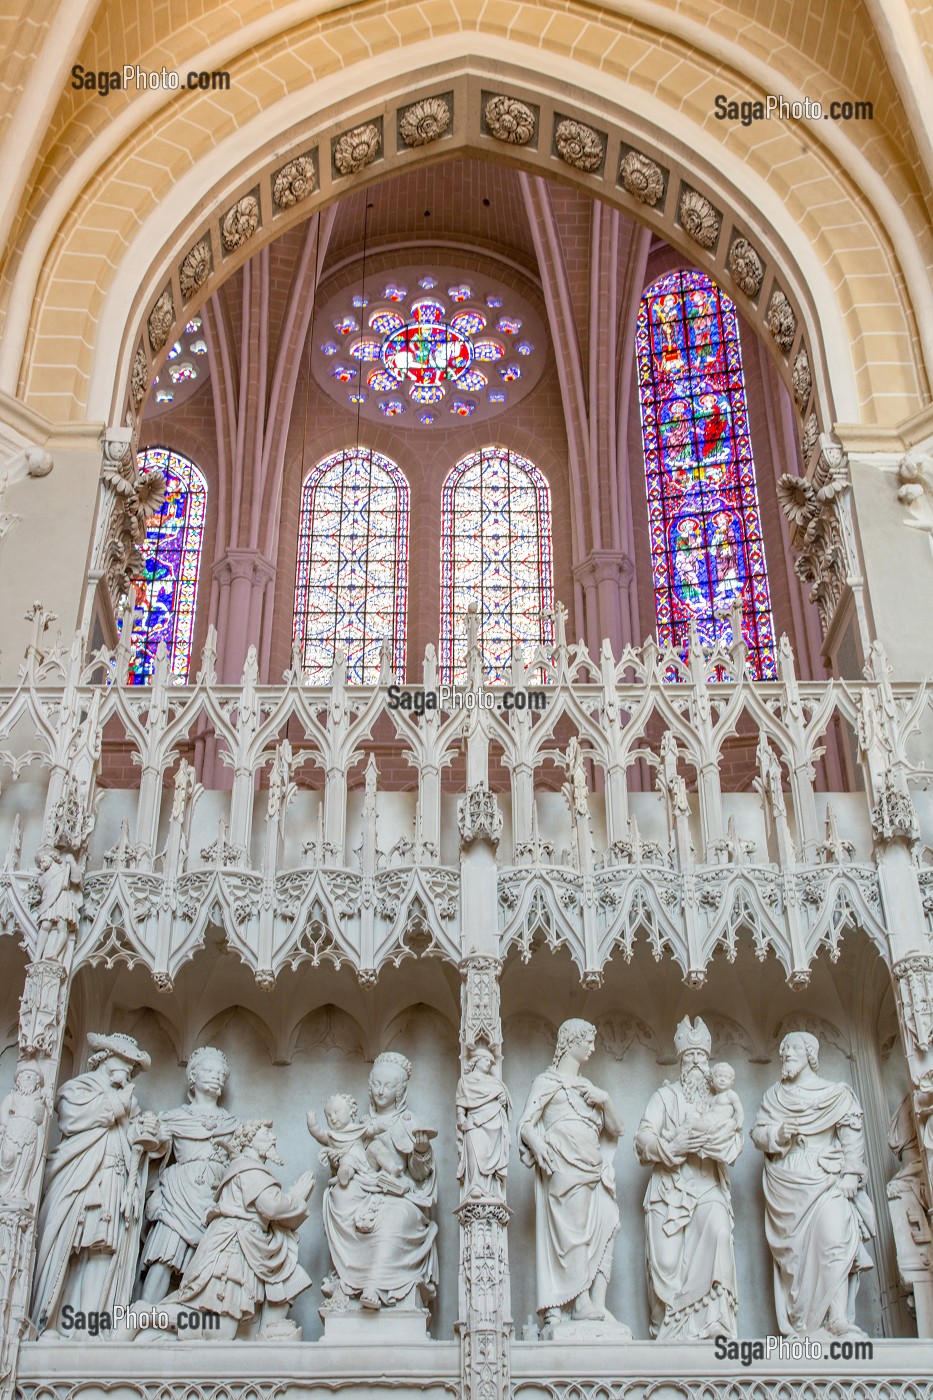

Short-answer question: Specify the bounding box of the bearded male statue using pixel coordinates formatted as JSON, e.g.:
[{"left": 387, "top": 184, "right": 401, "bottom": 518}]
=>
[
  {"left": 634, "top": 1016, "right": 743, "bottom": 1339},
  {"left": 751, "top": 1031, "right": 877, "bottom": 1337}
]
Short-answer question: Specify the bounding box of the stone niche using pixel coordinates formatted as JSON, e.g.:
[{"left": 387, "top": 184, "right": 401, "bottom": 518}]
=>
[
  {"left": 65, "top": 950, "right": 461, "bottom": 1342},
  {"left": 501, "top": 935, "right": 908, "bottom": 1340}
]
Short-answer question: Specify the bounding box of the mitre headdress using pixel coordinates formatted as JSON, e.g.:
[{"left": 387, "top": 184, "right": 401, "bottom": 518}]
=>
[{"left": 673, "top": 1016, "right": 711, "bottom": 1058}]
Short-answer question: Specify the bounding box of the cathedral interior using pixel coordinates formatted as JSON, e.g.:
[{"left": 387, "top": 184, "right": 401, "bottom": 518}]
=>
[{"left": 0, "top": 3, "right": 932, "bottom": 1399}]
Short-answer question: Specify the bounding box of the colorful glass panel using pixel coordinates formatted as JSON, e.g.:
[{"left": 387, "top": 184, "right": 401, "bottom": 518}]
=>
[
  {"left": 635, "top": 269, "right": 777, "bottom": 678},
  {"left": 381, "top": 322, "right": 472, "bottom": 385},
  {"left": 473, "top": 340, "right": 504, "bottom": 361},
  {"left": 125, "top": 448, "right": 207, "bottom": 685},
  {"left": 369, "top": 310, "right": 405, "bottom": 337},
  {"left": 440, "top": 447, "right": 554, "bottom": 684},
  {"left": 293, "top": 448, "right": 409, "bottom": 684}
]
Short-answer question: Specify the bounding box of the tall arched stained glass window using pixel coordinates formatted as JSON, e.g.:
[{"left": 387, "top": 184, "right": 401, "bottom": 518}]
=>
[
  {"left": 293, "top": 447, "right": 409, "bottom": 684},
  {"left": 636, "top": 270, "right": 777, "bottom": 678},
  {"left": 125, "top": 448, "right": 207, "bottom": 685},
  {"left": 440, "top": 447, "right": 554, "bottom": 684}
]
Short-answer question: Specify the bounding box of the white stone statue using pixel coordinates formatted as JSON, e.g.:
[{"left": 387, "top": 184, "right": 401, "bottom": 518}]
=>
[
  {"left": 307, "top": 1092, "right": 400, "bottom": 1185},
  {"left": 34, "top": 846, "right": 83, "bottom": 960},
  {"left": 886, "top": 1090, "right": 933, "bottom": 1332},
  {"left": 171, "top": 1119, "right": 315, "bottom": 1339},
  {"left": 137, "top": 1046, "right": 238, "bottom": 1303},
  {"left": 634, "top": 1016, "right": 743, "bottom": 1340},
  {"left": 0, "top": 1062, "right": 47, "bottom": 1202},
  {"left": 456, "top": 1046, "right": 512, "bottom": 1198},
  {"left": 317, "top": 1051, "right": 438, "bottom": 1313},
  {"left": 32, "top": 1032, "right": 161, "bottom": 1333},
  {"left": 751, "top": 1030, "right": 877, "bottom": 1337},
  {"left": 518, "top": 1018, "right": 625, "bottom": 1331}
]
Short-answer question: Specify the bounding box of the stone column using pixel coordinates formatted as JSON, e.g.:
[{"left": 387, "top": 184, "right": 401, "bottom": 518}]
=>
[
  {"left": 456, "top": 956, "right": 510, "bottom": 1400},
  {"left": 211, "top": 548, "right": 276, "bottom": 684},
  {"left": 572, "top": 550, "right": 634, "bottom": 660},
  {"left": 457, "top": 784, "right": 511, "bottom": 1400}
]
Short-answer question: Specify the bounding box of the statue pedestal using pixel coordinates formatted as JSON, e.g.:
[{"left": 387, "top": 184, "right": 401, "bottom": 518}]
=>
[
  {"left": 542, "top": 1319, "right": 633, "bottom": 1343},
  {"left": 320, "top": 1309, "right": 430, "bottom": 1344}
]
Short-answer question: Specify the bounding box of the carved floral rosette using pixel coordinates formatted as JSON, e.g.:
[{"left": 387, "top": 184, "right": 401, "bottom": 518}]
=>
[
  {"left": 399, "top": 96, "right": 451, "bottom": 147},
  {"left": 221, "top": 195, "right": 260, "bottom": 254},
  {"left": 679, "top": 188, "right": 721, "bottom": 249},
  {"left": 619, "top": 150, "right": 664, "bottom": 206},
  {"left": 333, "top": 123, "right": 381, "bottom": 176},
  {"left": 179, "top": 236, "right": 212, "bottom": 301},
  {"left": 147, "top": 289, "right": 174, "bottom": 354},
  {"left": 554, "top": 118, "right": 604, "bottom": 173},
  {"left": 792, "top": 347, "right": 812, "bottom": 411},
  {"left": 727, "top": 237, "right": 763, "bottom": 296},
  {"left": 272, "top": 153, "right": 317, "bottom": 209},
  {"left": 131, "top": 346, "right": 148, "bottom": 409},
  {"left": 767, "top": 288, "right": 797, "bottom": 352},
  {"left": 484, "top": 95, "right": 536, "bottom": 146}
]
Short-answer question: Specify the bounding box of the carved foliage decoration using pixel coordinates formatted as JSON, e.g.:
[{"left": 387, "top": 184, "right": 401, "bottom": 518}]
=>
[
  {"left": 333, "top": 123, "right": 381, "bottom": 175},
  {"left": 484, "top": 95, "right": 536, "bottom": 146},
  {"left": 554, "top": 118, "right": 604, "bottom": 172},
  {"left": 221, "top": 195, "right": 260, "bottom": 253},
  {"left": 801, "top": 413, "right": 819, "bottom": 459},
  {"left": 776, "top": 436, "right": 852, "bottom": 633},
  {"left": 767, "top": 288, "right": 797, "bottom": 352},
  {"left": 100, "top": 431, "right": 167, "bottom": 599},
  {"left": 727, "top": 237, "right": 764, "bottom": 297},
  {"left": 272, "top": 153, "right": 317, "bottom": 209},
  {"left": 179, "top": 236, "right": 212, "bottom": 301},
  {"left": 792, "top": 347, "right": 812, "bottom": 411},
  {"left": 147, "top": 289, "right": 174, "bottom": 354},
  {"left": 678, "top": 188, "right": 721, "bottom": 248},
  {"left": 131, "top": 347, "right": 148, "bottom": 409},
  {"left": 399, "top": 96, "right": 451, "bottom": 147},
  {"left": 619, "top": 149, "right": 664, "bottom": 206}
]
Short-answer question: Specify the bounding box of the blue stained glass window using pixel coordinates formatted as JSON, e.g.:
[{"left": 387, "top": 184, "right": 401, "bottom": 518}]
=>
[
  {"left": 293, "top": 448, "right": 409, "bottom": 684},
  {"left": 635, "top": 270, "right": 777, "bottom": 678},
  {"left": 125, "top": 448, "right": 207, "bottom": 684},
  {"left": 440, "top": 447, "right": 554, "bottom": 684}
]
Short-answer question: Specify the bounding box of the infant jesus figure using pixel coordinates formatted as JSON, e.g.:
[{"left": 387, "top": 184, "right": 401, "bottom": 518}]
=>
[
  {"left": 307, "top": 1093, "right": 400, "bottom": 1185},
  {"left": 684, "top": 1060, "right": 744, "bottom": 1149}
]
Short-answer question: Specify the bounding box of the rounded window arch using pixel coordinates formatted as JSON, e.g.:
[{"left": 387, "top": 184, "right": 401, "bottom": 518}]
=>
[
  {"left": 293, "top": 447, "right": 409, "bottom": 684},
  {"left": 635, "top": 269, "right": 777, "bottom": 678},
  {"left": 125, "top": 447, "right": 207, "bottom": 684},
  {"left": 440, "top": 446, "right": 554, "bottom": 684}
]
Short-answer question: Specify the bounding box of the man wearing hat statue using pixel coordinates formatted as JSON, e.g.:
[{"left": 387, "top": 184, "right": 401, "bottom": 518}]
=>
[
  {"left": 32, "top": 1032, "right": 161, "bottom": 1334},
  {"left": 634, "top": 1016, "right": 743, "bottom": 1341}
]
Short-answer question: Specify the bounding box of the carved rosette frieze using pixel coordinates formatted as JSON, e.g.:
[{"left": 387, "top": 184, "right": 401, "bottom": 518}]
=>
[
  {"left": 484, "top": 95, "right": 536, "bottom": 146},
  {"left": 894, "top": 955, "right": 933, "bottom": 1052},
  {"left": 179, "top": 235, "right": 212, "bottom": 300},
  {"left": 272, "top": 153, "right": 317, "bottom": 210},
  {"left": 766, "top": 287, "right": 797, "bottom": 352},
  {"left": 776, "top": 435, "right": 855, "bottom": 635},
  {"left": 399, "top": 95, "right": 451, "bottom": 147},
  {"left": 458, "top": 786, "right": 503, "bottom": 848},
  {"left": 678, "top": 187, "right": 721, "bottom": 248},
  {"left": 619, "top": 149, "right": 664, "bottom": 206},
  {"left": 554, "top": 118, "right": 604, "bottom": 173},
  {"left": 220, "top": 194, "right": 260, "bottom": 254},
  {"left": 727, "top": 237, "right": 764, "bottom": 297},
  {"left": 333, "top": 122, "right": 381, "bottom": 175},
  {"left": 147, "top": 288, "right": 174, "bottom": 354}
]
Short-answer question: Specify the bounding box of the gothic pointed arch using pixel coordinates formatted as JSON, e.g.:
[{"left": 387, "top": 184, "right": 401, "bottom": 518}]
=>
[
  {"left": 126, "top": 447, "right": 208, "bottom": 684},
  {"left": 293, "top": 446, "right": 409, "bottom": 684},
  {"left": 440, "top": 446, "right": 554, "bottom": 684},
  {"left": 635, "top": 269, "right": 777, "bottom": 679}
]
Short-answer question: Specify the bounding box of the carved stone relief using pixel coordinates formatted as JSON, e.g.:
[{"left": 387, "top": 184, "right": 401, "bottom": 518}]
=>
[
  {"left": 220, "top": 194, "right": 260, "bottom": 254},
  {"left": 727, "top": 237, "right": 764, "bottom": 297},
  {"left": 776, "top": 435, "right": 854, "bottom": 634},
  {"left": 130, "top": 346, "right": 148, "bottom": 409},
  {"left": 178, "top": 236, "right": 212, "bottom": 301},
  {"left": 554, "top": 118, "right": 604, "bottom": 173},
  {"left": 272, "top": 153, "right": 318, "bottom": 209},
  {"left": 678, "top": 188, "right": 721, "bottom": 249},
  {"left": 147, "top": 289, "right": 174, "bottom": 354},
  {"left": 484, "top": 95, "right": 536, "bottom": 146},
  {"left": 619, "top": 149, "right": 664, "bottom": 206},
  {"left": 801, "top": 412, "right": 819, "bottom": 459},
  {"left": 766, "top": 288, "right": 797, "bottom": 352},
  {"left": 894, "top": 955, "right": 933, "bottom": 1052},
  {"left": 399, "top": 96, "right": 451, "bottom": 147},
  {"left": 792, "top": 346, "right": 812, "bottom": 411},
  {"left": 333, "top": 123, "right": 382, "bottom": 176}
]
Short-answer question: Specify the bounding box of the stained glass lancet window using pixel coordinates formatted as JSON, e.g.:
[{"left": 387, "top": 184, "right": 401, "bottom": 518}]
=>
[
  {"left": 293, "top": 447, "right": 409, "bottom": 684},
  {"left": 635, "top": 270, "right": 777, "bottom": 678},
  {"left": 440, "top": 447, "right": 554, "bottom": 684},
  {"left": 125, "top": 448, "right": 207, "bottom": 684}
]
